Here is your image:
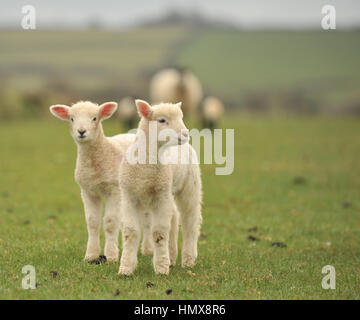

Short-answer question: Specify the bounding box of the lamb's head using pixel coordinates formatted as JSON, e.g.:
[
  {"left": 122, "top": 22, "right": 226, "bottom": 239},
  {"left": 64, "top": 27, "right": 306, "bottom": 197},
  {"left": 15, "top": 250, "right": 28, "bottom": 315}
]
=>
[
  {"left": 135, "top": 99, "right": 189, "bottom": 147},
  {"left": 49, "top": 101, "right": 117, "bottom": 143}
]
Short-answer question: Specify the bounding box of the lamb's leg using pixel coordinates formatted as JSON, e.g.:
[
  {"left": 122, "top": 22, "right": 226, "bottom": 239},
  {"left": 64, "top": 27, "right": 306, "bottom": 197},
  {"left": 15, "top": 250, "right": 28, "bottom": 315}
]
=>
[
  {"left": 81, "top": 190, "right": 102, "bottom": 261},
  {"left": 103, "top": 192, "right": 121, "bottom": 263},
  {"left": 151, "top": 200, "right": 173, "bottom": 275},
  {"left": 118, "top": 198, "right": 140, "bottom": 276},
  {"left": 141, "top": 213, "right": 153, "bottom": 256},
  {"left": 176, "top": 184, "right": 202, "bottom": 268},
  {"left": 169, "top": 206, "right": 179, "bottom": 266}
]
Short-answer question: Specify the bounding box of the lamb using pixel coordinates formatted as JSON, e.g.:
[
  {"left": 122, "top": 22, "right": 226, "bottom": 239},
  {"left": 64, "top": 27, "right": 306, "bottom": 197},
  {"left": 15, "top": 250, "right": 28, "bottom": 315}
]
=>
[
  {"left": 201, "top": 96, "right": 225, "bottom": 130},
  {"left": 118, "top": 99, "right": 202, "bottom": 276},
  {"left": 150, "top": 68, "right": 203, "bottom": 119},
  {"left": 49, "top": 101, "right": 138, "bottom": 263}
]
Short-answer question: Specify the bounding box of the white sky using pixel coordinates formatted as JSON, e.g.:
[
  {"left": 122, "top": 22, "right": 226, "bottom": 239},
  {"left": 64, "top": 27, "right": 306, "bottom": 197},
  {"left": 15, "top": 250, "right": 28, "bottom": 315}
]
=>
[{"left": 1, "top": 0, "right": 360, "bottom": 29}]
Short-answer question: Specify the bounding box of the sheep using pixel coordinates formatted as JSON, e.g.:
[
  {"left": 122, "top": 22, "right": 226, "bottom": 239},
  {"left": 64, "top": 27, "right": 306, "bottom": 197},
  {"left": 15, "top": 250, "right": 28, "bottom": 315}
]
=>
[
  {"left": 117, "top": 96, "right": 137, "bottom": 130},
  {"left": 201, "top": 96, "right": 225, "bottom": 130},
  {"left": 49, "top": 100, "right": 140, "bottom": 263},
  {"left": 118, "top": 99, "right": 202, "bottom": 276},
  {"left": 150, "top": 68, "right": 203, "bottom": 119}
]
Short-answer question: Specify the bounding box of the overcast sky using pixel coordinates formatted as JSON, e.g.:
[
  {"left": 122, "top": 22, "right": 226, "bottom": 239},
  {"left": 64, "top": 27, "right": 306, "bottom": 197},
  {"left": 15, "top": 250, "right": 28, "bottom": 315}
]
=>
[{"left": 1, "top": 0, "right": 360, "bottom": 29}]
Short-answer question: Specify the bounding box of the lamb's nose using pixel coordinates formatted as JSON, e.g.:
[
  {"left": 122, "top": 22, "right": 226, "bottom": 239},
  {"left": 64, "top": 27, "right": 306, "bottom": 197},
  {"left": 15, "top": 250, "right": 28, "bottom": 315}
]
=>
[{"left": 78, "top": 130, "right": 86, "bottom": 136}]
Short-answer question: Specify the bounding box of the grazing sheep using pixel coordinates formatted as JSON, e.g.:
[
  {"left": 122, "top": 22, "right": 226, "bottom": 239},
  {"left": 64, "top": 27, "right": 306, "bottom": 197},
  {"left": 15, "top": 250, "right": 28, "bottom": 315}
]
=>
[
  {"left": 49, "top": 101, "right": 138, "bottom": 263},
  {"left": 150, "top": 68, "right": 203, "bottom": 118},
  {"left": 201, "top": 96, "right": 225, "bottom": 130},
  {"left": 118, "top": 100, "right": 202, "bottom": 276},
  {"left": 117, "top": 96, "right": 137, "bottom": 130}
]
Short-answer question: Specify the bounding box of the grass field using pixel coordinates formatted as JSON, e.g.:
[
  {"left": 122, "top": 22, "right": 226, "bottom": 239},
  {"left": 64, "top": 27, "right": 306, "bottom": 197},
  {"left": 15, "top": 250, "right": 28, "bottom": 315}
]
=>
[
  {"left": 0, "top": 116, "right": 359, "bottom": 299},
  {"left": 1, "top": 29, "right": 359, "bottom": 112},
  {"left": 177, "top": 30, "right": 360, "bottom": 107},
  {"left": 0, "top": 26, "right": 188, "bottom": 95}
]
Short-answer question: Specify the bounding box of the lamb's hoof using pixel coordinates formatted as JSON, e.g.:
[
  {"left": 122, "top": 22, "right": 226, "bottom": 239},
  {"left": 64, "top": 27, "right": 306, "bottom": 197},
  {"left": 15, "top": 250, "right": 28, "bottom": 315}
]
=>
[
  {"left": 85, "top": 254, "right": 100, "bottom": 262},
  {"left": 87, "top": 255, "right": 107, "bottom": 265},
  {"left": 118, "top": 265, "right": 135, "bottom": 276},
  {"left": 105, "top": 256, "right": 119, "bottom": 264},
  {"left": 104, "top": 250, "right": 119, "bottom": 263},
  {"left": 181, "top": 255, "right": 196, "bottom": 268},
  {"left": 154, "top": 264, "right": 170, "bottom": 275},
  {"left": 104, "top": 246, "right": 119, "bottom": 262}
]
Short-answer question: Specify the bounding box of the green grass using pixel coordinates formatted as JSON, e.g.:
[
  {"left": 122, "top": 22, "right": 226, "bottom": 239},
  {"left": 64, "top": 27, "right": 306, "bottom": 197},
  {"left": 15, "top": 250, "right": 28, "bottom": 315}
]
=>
[
  {"left": 177, "top": 30, "right": 360, "bottom": 106},
  {"left": 0, "top": 116, "right": 359, "bottom": 299},
  {"left": 2, "top": 29, "right": 360, "bottom": 109},
  {"left": 0, "top": 26, "right": 188, "bottom": 93}
]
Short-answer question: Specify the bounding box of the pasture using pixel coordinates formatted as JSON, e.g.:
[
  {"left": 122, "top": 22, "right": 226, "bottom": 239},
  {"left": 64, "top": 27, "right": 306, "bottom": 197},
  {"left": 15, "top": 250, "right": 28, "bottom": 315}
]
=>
[
  {"left": 1, "top": 23, "right": 359, "bottom": 300},
  {"left": 178, "top": 30, "right": 360, "bottom": 107},
  {"left": 0, "top": 26, "right": 187, "bottom": 99},
  {"left": 1, "top": 29, "right": 360, "bottom": 115},
  {"left": 0, "top": 116, "right": 359, "bottom": 299}
]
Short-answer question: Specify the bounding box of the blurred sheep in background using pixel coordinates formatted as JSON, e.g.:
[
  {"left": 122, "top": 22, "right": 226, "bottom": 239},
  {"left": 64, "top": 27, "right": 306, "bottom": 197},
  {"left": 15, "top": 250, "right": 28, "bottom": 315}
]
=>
[
  {"left": 201, "top": 96, "right": 225, "bottom": 130},
  {"left": 117, "top": 96, "right": 138, "bottom": 130},
  {"left": 149, "top": 67, "right": 203, "bottom": 119}
]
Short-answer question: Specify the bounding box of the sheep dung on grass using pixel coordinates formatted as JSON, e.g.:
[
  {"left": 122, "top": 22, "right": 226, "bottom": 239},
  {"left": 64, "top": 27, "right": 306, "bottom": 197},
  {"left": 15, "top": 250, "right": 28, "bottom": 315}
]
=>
[{"left": 118, "top": 99, "right": 202, "bottom": 276}]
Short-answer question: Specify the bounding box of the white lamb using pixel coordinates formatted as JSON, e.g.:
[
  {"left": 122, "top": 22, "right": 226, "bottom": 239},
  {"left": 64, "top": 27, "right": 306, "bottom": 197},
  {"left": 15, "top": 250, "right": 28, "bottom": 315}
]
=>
[
  {"left": 118, "top": 99, "right": 202, "bottom": 276},
  {"left": 49, "top": 101, "right": 138, "bottom": 263}
]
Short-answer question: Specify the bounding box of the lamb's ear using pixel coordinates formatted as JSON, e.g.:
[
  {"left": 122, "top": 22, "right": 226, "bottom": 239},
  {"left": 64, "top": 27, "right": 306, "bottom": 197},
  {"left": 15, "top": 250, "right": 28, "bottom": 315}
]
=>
[
  {"left": 135, "top": 99, "right": 152, "bottom": 120},
  {"left": 49, "top": 105, "right": 70, "bottom": 120},
  {"left": 99, "top": 102, "right": 118, "bottom": 120},
  {"left": 175, "top": 102, "right": 182, "bottom": 109}
]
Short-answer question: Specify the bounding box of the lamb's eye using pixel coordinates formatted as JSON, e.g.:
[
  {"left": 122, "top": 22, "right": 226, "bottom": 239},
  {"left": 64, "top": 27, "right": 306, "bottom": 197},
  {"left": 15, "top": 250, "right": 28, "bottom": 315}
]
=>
[
  {"left": 71, "top": 118, "right": 74, "bottom": 122},
  {"left": 158, "top": 118, "right": 166, "bottom": 124},
  {"left": 93, "top": 117, "right": 97, "bottom": 121}
]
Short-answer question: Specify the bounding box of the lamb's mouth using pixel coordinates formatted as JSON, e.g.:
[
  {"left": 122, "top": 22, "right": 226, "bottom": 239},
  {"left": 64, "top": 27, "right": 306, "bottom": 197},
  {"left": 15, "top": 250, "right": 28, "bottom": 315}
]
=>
[
  {"left": 178, "top": 137, "right": 188, "bottom": 145},
  {"left": 78, "top": 135, "right": 87, "bottom": 139}
]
